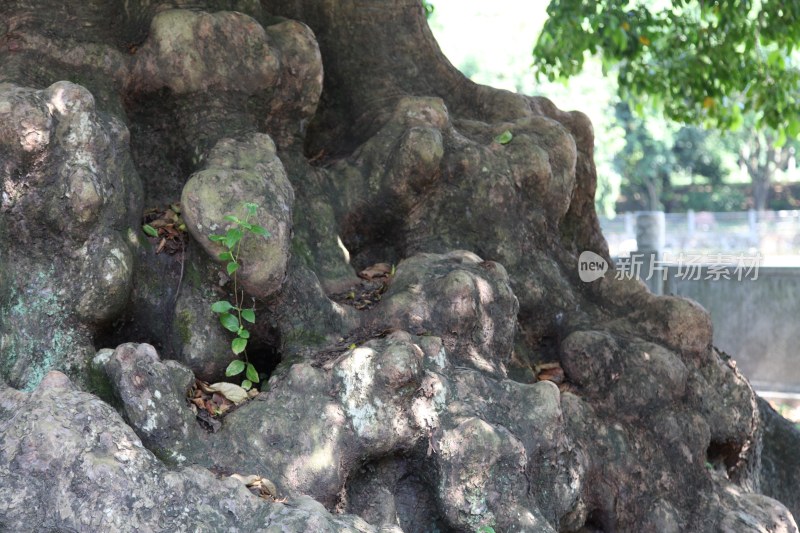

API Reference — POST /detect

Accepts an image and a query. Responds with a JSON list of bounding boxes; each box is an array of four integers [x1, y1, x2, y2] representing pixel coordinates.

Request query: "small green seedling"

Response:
[[209, 202, 271, 390]]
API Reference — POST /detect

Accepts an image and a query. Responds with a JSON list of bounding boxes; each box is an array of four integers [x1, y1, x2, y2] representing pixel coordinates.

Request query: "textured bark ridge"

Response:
[[1, 1, 799, 531]]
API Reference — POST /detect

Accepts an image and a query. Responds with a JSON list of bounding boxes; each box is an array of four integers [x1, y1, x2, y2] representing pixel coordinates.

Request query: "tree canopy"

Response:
[[533, 0, 800, 144]]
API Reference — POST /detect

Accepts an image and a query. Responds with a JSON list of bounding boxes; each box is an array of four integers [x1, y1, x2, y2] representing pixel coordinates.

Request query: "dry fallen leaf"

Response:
[[558, 382, 577, 394], [230, 473, 260, 485], [206, 382, 248, 404], [534, 362, 561, 373], [358, 263, 392, 280], [536, 366, 565, 385], [258, 478, 278, 498], [229, 474, 279, 499], [196, 380, 215, 394]]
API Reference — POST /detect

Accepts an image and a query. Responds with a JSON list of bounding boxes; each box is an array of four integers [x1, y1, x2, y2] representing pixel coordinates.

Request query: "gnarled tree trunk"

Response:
[[1, 1, 799, 531]]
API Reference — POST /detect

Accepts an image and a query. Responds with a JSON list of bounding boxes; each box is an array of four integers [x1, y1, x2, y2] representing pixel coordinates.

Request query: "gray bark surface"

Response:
[[1, 1, 798, 531]]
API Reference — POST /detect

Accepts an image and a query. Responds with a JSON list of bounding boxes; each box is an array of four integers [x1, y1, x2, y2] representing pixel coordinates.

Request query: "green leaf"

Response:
[[224, 228, 244, 249], [238, 328, 250, 339], [245, 202, 258, 216], [775, 128, 788, 148], [250, 225, 271, 238], [142, 224, 159, 238], [610, 28, 626, 51], [218, 251, 234, 261], [238, 221, 254, 231], [241, 309, 256, 323], [219, 312, 240, 333], [227, 262, 239, 275], [225, 359, 245, 377], [246, 363, 260, 383], [211, 301, 234, 313], [767, 49, 784, 68], [787, 118, 800, 139], [209, 234, 226, 242], [729, 107, 744, 131], [494, 130, 513, 144], [232, 337, 247, 354], [224, 215, 241, 224], [241, 379, 253, 390]]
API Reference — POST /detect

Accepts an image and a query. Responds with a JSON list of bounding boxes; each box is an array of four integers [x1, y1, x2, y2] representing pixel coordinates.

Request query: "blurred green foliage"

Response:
[[533, 0, 800, 143]]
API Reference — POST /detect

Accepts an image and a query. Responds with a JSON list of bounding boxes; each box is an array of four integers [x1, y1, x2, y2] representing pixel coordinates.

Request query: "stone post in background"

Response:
[[636, 211, 666, 294], [748, 208, 760, 248]]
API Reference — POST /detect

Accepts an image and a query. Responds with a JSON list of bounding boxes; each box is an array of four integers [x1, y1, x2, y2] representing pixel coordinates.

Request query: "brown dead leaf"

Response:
[[558, 382, 577, 394], [537, 366, 565, 384], [259, 478, 278, 498], [230, 473, 260, 485], [142, 203, 188, 256], [196, 380, 216, 394], [196, 409, 221, 433], [358, 263, 392, 280], [308, 149, 328, 165], [426, 430, 439, 456], [156, 238, 166, 254], [229, 474, 279, 500], [534, 362, 561, 373], [211, 392, 226, 406]]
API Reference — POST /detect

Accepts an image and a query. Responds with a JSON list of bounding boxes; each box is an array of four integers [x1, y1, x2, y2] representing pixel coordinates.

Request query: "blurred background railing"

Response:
[[601, 209, 800, 265]]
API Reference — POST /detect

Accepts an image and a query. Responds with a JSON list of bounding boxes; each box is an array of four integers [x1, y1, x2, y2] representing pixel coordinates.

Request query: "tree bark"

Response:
[[739, 131, 792, 212], [1, 1, 799, 531]]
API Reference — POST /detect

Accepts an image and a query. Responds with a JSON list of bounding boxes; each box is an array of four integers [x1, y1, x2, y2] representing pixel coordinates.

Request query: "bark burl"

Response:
[[1, 1, 799, 531]]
